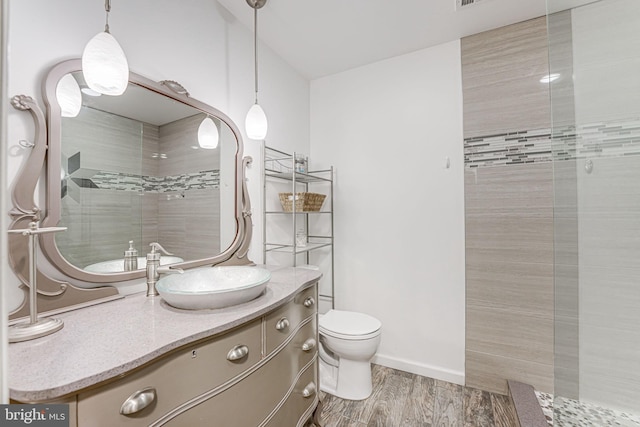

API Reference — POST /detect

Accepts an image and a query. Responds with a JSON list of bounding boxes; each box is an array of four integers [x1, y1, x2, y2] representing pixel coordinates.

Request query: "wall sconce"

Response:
[[82, 0, 129, 96], [244, 0, 268, 140]]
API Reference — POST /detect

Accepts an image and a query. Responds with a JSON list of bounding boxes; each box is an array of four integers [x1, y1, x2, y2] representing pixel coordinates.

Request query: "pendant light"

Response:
[[245, 0, 268, 140], [82, 0, 129, 96], [198, 116, 220, 149], [56, 74, 82, 118]]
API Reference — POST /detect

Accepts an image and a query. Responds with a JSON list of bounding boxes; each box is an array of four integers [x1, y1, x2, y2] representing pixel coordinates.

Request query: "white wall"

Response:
[[1, 0, 9, 404], [310, 40, 466, 384], [5, 0, 309, 310]]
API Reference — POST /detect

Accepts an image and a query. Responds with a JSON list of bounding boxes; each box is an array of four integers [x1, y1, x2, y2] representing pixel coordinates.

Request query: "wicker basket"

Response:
[[279, 192, 326, 212]]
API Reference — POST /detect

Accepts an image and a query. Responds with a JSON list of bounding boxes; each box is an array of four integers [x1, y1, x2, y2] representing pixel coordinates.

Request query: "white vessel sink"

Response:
[[84, 256, 184, 273], [156, 266, 271, 310]]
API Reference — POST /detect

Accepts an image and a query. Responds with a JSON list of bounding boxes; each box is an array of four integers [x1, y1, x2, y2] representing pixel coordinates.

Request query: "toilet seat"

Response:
[[319, 310, 382, 340]]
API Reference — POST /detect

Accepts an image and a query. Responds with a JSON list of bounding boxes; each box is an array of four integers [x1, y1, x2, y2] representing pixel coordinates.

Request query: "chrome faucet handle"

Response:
[[157, 266, 184, 275], [148, 242, 173, 256]]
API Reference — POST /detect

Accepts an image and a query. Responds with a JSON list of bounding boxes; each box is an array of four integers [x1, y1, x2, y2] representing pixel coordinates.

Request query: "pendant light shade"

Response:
[[82, 0, 129, 96], [56, 74, 82, 118], [198, 117, 220, 149], [245, 0, 268, 140], [82, 31, 129, 96], [245, 103, 268, 140]]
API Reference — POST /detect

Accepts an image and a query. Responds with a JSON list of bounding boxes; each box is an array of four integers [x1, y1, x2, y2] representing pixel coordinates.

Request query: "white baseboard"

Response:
[[372, 353, 465, 386]]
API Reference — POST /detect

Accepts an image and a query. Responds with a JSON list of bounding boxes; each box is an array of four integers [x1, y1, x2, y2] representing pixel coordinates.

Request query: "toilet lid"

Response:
[[319, 310, 382, 338]]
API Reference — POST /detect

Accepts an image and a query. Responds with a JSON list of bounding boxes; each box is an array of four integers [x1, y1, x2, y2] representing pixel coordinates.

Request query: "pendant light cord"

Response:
[[253, 6, 259, 104], [104, 0, 111, 33]]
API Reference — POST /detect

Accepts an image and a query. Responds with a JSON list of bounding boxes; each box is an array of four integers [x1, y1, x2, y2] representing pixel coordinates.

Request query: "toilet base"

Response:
[[319, 357, 373, 401]]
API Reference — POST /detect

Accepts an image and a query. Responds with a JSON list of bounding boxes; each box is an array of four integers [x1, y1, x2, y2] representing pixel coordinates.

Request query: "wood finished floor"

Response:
[[317, 365, 519, 427]]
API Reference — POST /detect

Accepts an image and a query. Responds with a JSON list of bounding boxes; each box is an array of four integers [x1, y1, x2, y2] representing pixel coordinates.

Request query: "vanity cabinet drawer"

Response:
[[164, 318, 318, 426], [263, 362, 317, 427], [77, 319, 261, 426], [282, 318, 317, 376], [265, 285, 317, 354]]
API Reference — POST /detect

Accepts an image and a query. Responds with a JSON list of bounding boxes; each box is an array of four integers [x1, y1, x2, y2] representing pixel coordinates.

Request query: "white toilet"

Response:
[[318, 309, 382, 400]]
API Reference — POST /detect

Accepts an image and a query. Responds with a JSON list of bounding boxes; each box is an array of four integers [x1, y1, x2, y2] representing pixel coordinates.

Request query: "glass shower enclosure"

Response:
[[548, 0, 640, 424]]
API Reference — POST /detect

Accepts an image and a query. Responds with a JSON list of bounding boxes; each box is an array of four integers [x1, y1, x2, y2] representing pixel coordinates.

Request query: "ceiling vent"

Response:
[[456, 0, 487, 10]]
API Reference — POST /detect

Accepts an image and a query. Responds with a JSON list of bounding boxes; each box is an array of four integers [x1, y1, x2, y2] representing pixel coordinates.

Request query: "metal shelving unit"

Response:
[[263, 145, 334, 308]]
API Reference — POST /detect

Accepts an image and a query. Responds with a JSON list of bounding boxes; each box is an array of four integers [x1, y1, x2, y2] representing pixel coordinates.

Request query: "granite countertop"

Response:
[[8, 265, 321, 402]]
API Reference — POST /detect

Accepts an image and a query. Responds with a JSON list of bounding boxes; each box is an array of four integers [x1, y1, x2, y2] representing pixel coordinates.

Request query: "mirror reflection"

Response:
[[54, 72, 237, 273]]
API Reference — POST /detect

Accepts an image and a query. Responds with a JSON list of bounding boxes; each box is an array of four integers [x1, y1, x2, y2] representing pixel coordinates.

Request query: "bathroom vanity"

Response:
[[9, 266, 321, 426], [6, 58, 324, 425]]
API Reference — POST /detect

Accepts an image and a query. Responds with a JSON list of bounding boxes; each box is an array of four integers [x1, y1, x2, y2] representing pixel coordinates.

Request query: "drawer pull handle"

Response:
[[302, 382, 317, 398], [302, 338, 316, 352], [303, 297, 315, 308], [227, 345, 250, 361], [120, 387, 157, 415], [275, 317, 290, 331]]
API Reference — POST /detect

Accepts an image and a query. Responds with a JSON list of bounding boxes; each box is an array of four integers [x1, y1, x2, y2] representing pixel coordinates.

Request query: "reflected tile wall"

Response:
[[58, 107, 146, 267], [156, 115, 221, 260], [57, 188, 143, 268], [58, 110, 222, 268]]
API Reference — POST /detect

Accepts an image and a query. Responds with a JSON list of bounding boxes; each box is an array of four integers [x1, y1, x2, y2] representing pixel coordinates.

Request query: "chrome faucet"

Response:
[[146, 242, 183, 297]]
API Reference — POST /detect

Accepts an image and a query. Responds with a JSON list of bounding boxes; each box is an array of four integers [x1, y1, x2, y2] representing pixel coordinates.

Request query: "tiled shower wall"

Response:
[[559, 0, 640, 413], [462, 16, 554, 395]]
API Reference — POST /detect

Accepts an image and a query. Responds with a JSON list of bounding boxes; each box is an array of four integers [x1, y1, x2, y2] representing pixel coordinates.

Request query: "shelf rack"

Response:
[[263, 145, 334, 308]]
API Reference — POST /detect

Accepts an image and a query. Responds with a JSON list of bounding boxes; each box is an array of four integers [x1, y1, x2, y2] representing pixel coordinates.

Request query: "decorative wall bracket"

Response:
[[8, 95, 121, 322], [219, 156, 254, 265]]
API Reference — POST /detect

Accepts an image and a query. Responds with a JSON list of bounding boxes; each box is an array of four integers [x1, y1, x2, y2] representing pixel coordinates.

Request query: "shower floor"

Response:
[[535, 391, 640, 427]]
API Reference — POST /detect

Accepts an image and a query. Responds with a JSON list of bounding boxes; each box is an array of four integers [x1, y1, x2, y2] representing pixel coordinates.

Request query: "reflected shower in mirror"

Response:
[[54, 71, 237, 273]]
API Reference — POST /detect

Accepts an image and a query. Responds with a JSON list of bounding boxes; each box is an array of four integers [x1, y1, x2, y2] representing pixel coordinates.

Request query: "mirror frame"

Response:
[[8, 59, 253, 319]]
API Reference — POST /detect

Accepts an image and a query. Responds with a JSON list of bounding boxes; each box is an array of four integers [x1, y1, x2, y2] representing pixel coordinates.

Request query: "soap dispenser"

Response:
[[123, 240, 138, 271]]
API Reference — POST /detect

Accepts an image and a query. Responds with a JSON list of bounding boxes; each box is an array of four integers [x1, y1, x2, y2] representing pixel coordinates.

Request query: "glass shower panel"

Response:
[[57, 106, 144, 271], [548, 0, 640, 424]]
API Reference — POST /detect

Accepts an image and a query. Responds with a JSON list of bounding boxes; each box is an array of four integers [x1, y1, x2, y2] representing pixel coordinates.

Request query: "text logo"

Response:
[[0, 405, 68, 427]]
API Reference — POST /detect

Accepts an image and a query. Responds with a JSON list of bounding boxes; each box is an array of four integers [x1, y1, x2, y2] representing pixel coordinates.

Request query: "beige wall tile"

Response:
[[465, 213, 553, 265], [463, 17, 554, 395], [466, 305, 553, 364], [464, 163, 553, 214], [466, 350, 553, 395], [466, 260, 553, 315], [462, 17, 550, 139]]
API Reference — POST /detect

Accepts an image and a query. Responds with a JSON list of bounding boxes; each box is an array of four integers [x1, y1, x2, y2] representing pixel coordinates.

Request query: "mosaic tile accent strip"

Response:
[[464, 128, 552, 168], [553, 118, 640, 161], [535, 391, 640, 427], [90, 170, 220, 193], [465, 119, 640, 168], [89, 171, 144, 191]]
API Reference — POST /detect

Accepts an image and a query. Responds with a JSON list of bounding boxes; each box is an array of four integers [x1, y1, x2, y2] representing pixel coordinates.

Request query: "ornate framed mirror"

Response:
[[9, 59, 253, 319]]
